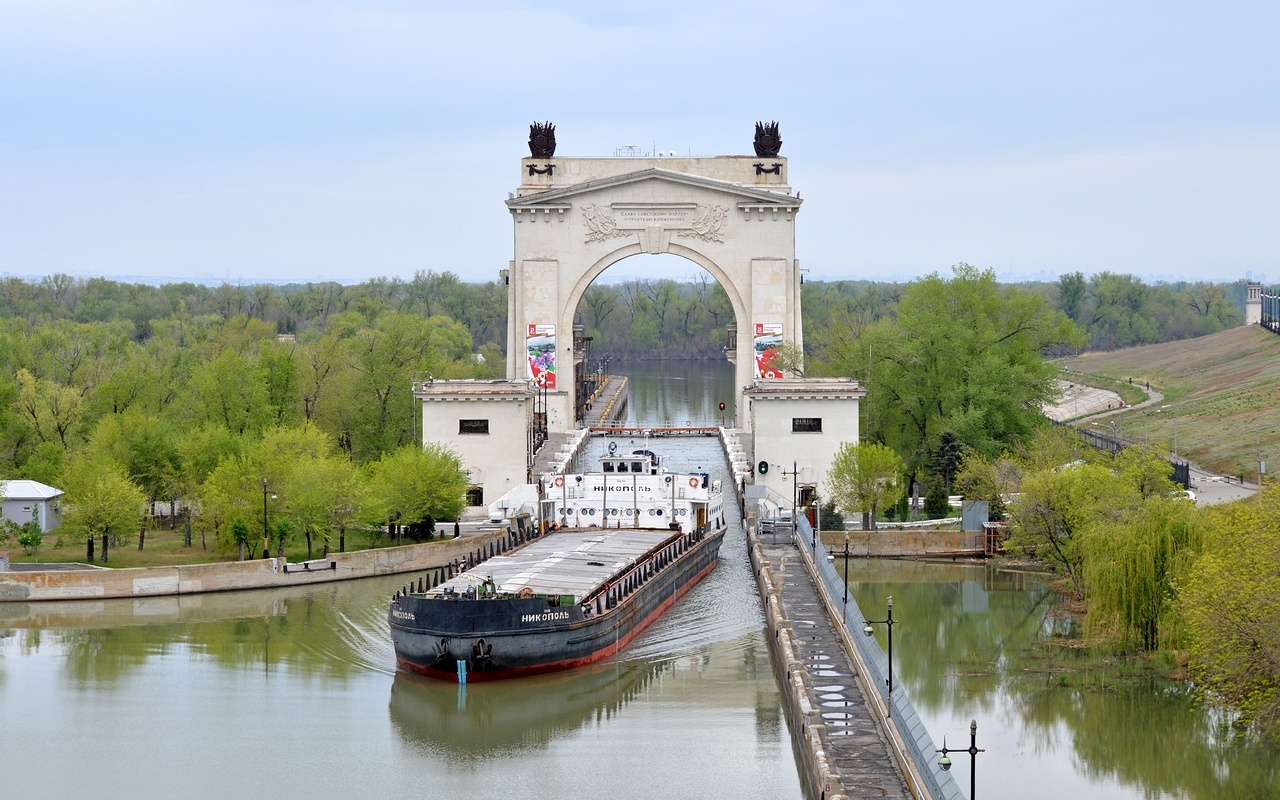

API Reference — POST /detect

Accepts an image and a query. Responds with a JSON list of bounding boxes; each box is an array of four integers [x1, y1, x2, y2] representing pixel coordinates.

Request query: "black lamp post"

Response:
[[937, 719, 984, 799], [262, 479, 270, 557], [263, 479, 279, 558], [842, 536, 850, 605], [863, 595, 896, 714]]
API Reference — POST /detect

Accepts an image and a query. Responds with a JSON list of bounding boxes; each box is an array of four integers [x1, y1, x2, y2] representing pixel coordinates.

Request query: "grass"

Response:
[[1060, 369, 1150, 408], [2, 525, 418, 569], [1059, 325, 1280, 477]]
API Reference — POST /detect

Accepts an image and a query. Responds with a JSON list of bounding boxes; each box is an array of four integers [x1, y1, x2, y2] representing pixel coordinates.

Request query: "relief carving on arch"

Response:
[[582, 203, 729, 244], [581, 204, 630, 243], [676, 205, 729, 243]]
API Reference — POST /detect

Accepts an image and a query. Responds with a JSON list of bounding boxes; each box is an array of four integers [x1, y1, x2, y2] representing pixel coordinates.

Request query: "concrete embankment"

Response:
[[749, 528, 918, 800], [0, 529, 512, 603], [819, 529, 985, 558]]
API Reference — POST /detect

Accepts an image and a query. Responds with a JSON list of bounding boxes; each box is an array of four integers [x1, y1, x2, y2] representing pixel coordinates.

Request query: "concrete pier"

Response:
[[579, 374, 628, 426], [751, 528, 918, 800]]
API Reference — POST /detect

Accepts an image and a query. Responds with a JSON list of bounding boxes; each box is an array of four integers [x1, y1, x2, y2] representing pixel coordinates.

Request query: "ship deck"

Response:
[[430, 528, 680, 603]]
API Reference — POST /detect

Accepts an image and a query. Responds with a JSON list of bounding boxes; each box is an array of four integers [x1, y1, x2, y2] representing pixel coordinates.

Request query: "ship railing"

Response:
[[587, 528, 707, 612]]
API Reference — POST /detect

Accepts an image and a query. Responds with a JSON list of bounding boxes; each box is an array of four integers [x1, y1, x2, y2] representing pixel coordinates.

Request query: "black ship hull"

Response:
[[389, 526, 724, 682]]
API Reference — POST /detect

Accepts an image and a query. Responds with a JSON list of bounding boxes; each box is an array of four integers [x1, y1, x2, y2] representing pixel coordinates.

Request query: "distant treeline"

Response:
[[1, 270, 1250, 365]]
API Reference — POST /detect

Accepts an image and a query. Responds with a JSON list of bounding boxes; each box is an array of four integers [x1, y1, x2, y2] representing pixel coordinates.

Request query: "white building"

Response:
[[743, 378, 865, 512], [1246, 281, 1262, 325], [2, 480, 64, 533], [414, 379, 535, 510]]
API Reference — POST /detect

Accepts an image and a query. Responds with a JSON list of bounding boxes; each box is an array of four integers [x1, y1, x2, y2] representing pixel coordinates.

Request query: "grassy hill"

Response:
[[1062, 325, 1280, 478]]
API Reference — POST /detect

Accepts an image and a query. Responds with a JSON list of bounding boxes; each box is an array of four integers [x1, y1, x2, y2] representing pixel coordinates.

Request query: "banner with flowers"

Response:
[[526, 324, 557, 388]]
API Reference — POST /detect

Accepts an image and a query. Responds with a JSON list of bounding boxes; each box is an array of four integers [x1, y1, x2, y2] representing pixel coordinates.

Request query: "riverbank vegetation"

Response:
[[954, 427, 1280, 742]]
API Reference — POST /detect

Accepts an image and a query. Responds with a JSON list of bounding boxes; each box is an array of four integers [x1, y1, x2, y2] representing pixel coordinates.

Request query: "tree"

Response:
[[1179, 486, 1280, 740], [1007, 461, 1123, 596], [1083, 496, 1199, 650], [839, 265, 1082, 470], [60, 455, 147, 564], [931, 430, 964, 492], [824, 441, 905, 531], [366, 443, 469, 539], [1058, 271, 1087, 322]]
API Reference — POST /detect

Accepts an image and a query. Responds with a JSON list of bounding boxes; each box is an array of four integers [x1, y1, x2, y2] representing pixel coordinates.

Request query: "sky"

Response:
[[2, 0, 1278, 287]]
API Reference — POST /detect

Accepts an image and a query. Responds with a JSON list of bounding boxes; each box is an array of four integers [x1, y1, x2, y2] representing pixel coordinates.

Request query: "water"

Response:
[[844, 559, 1280, 800], [0, 430, 802, 800], [610, 358, 739, 428]]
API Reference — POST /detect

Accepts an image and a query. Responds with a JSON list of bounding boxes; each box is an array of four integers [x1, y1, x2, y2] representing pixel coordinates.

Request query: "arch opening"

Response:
[[568, 253, 740, 427]]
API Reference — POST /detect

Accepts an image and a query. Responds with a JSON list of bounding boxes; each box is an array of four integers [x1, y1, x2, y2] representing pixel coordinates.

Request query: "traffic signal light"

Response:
[[758, 461, 769, 474]]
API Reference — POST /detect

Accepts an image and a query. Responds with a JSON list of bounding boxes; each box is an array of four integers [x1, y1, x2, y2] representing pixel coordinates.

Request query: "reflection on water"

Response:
[[1, 435, 803, 800], [846, 559, 1280, 800], [611, 358, 737, 428]]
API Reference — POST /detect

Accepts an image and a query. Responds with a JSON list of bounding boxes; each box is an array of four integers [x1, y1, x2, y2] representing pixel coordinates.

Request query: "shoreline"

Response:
[[0, 529, 510, 604]]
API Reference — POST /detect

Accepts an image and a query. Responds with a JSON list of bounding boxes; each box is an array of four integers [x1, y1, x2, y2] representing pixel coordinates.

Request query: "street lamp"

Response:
[[937, 719, 985, 799], [262, 479, 269, 558], [263, 479, 279, 558], [863, 595, 896, 714], [842, 536, 850, 606]]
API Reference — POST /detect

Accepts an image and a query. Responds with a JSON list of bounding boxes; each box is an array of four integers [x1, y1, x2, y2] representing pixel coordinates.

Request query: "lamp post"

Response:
[[937, 719, 985, 799], [779, 462, 803, 548], [863, 595, 896, 715], [842, 536, 850, 606], [263, 479, 279, 558], [262, 479, 270, 559]]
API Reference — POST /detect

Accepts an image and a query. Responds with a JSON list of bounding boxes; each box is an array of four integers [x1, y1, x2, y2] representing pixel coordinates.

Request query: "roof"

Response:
[[2, 480, 64, 500], [744, 378, 866, 399]]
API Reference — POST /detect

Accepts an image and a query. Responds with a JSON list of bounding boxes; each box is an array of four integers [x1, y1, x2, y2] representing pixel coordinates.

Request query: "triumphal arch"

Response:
[[418, 124, 864, 510], [505, 122, 804, 433]]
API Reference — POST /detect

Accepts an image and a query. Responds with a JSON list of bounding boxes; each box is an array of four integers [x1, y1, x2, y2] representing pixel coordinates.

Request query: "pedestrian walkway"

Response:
[[756, 531, 912, 799], [580, 375, 628, 426]]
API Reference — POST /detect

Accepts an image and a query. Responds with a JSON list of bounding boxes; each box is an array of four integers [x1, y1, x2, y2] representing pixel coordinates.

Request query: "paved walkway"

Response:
[[580, 375, 628, 426], [758, 532, 911, 799]]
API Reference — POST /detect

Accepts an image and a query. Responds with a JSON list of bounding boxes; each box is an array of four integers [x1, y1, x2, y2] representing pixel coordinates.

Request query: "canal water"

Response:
[[0, 425, 802, 799], [846, 559, 1280, 800]]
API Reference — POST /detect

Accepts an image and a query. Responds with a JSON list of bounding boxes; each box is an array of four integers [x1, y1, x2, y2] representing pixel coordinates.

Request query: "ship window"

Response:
[[459, 419, 489, 435], [630, 461, 643, 473], [603, 461, 616, 473], [792, 417, 822, 433]]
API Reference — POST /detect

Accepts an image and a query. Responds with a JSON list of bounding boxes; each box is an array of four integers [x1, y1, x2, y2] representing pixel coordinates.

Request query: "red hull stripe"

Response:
[[398, 557, 720, 683]]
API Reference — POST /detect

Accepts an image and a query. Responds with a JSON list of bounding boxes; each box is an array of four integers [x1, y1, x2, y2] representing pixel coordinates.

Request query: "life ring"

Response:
[[688, 476, 699, 488], [554, 476, 565, 487]]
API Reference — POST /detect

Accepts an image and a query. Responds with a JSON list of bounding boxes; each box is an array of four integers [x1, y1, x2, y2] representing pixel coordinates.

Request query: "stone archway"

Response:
[[505, 150, 803, 433]]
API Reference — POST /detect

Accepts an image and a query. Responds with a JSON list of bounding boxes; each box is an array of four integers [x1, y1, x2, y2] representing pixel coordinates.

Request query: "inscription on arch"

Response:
[[580, 203, 729, 244]]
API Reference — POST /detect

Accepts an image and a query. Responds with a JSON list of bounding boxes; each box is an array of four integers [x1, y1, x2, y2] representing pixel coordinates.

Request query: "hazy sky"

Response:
[[3, 1, 1277, 286]]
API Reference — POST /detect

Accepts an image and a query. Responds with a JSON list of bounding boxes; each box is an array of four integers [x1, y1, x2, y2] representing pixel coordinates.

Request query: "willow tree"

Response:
[[1083, 496, 1200, 650], [825, 441, 904, 531]]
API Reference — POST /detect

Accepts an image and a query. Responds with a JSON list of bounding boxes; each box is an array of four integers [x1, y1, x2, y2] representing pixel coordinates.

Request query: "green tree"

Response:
[[1057, 271, 1087, 322], [828, 265, 1082, 469], [366, 443, 468, 540], [60, 455, 147, 564], [1007, 461, 1123, 595], [1179, 487, 1280, 741], [824, 441, 905, 531], [1083, 496, 1200, 650]]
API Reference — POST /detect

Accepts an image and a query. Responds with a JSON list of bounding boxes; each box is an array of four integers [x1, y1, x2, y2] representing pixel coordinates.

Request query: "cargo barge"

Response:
[[389, 449, 727, 682]]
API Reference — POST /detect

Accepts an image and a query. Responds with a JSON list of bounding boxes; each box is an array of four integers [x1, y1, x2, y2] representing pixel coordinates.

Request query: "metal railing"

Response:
[[797, 516, 965, 800]]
